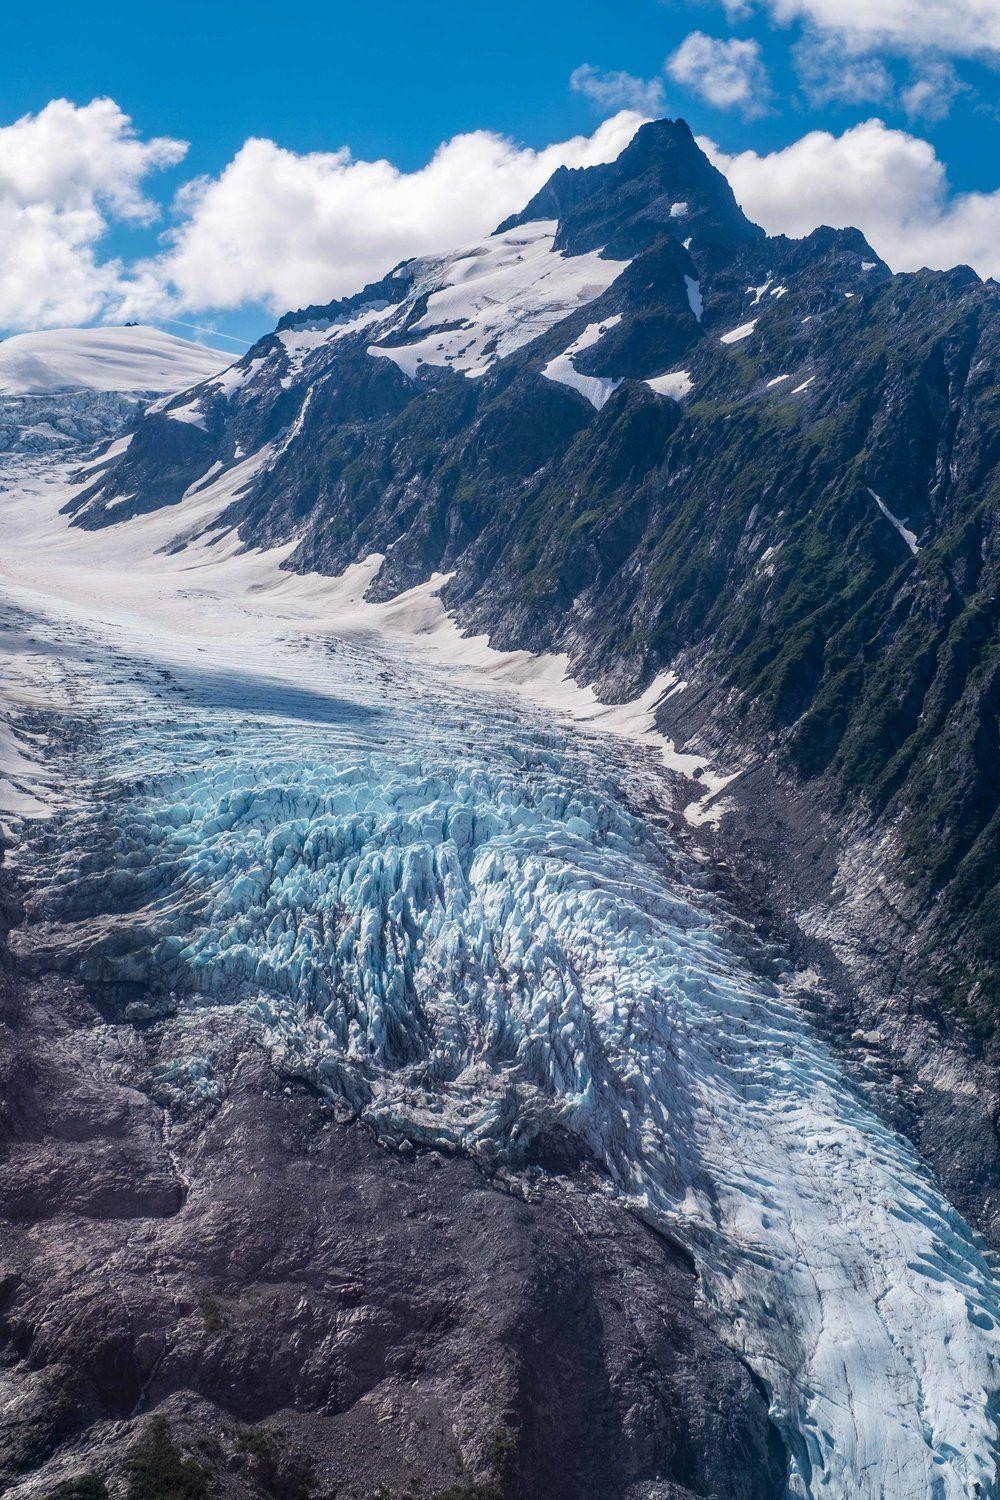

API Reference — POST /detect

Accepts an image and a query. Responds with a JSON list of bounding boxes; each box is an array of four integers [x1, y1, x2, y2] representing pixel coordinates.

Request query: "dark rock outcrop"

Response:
[[0, 958, 786, 1500]]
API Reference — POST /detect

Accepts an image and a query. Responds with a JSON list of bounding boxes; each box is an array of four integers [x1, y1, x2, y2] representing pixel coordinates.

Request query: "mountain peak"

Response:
[[617, 115, 698, 164], [498, 116, 761, 260]]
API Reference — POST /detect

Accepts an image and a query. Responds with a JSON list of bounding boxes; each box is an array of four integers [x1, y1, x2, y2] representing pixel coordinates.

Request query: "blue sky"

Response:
[[1, 0, 997, 348]]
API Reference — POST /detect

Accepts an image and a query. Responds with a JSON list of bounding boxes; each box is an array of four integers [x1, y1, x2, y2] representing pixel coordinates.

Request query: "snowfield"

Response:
[[0, 325, 230, 396], [365, 222, 630, 380], [541, 315, 623, 409]]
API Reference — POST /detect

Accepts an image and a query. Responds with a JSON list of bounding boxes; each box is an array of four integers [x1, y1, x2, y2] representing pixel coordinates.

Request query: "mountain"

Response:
[[78, 120, 999, 1077], [0, 325, 228, 454], [3, 117, 1000, 1500], [0, 325, 228, 396]]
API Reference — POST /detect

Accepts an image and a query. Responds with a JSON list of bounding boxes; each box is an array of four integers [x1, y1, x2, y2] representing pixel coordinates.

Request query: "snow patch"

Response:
[[540, 315, 623, 410], [368, 222, 630, 381], [646, 370, 693, 401], [277, 303, 389, 386], [720, 320, 757, 345], [209, 355, 269, 400], [162, 397, 208, 431], [868, 488, 919, 555]]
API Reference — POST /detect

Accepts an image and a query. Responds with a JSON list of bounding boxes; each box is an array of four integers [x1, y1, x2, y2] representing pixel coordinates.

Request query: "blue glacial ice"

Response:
[[10, 609, 1000, 1500]]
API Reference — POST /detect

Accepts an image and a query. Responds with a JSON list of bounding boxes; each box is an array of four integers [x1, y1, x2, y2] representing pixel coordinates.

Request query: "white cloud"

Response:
[[0, 96, 184, 224], [901, 60, 964, 121], [124, 112, 646, 318], [702, 118, 1000, 278], [1, 96, 997, 338], [667, 32, 772, 116], [792, 34, 964, 120], [571, 64, 667, 115], [0, 98, 185, 329], [793, 36, 894, 106], [735, 0, 1000, 61], [0, 205, 120, 332]]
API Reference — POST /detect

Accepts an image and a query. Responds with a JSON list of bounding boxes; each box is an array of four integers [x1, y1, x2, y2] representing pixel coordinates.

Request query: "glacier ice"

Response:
[[9, 605, 1000, 1500]]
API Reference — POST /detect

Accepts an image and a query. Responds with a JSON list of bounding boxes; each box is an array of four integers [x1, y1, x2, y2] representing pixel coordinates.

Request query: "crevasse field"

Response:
[[4, 449, 1000, 1499]]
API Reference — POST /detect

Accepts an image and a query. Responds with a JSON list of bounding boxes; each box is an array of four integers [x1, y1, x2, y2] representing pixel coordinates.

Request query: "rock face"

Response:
[[0, 961, 785, 1500], [75, 119, 1000, 1034]]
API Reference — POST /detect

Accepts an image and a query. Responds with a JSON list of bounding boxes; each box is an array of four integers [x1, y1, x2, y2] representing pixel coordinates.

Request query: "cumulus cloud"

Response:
[[571, 64, 667, 115], [732, 0, 1000, 61], [792, 34, 965, 120], [124, 112, 645, 318], [703, 117, 1000, 278], [0, 97, 185, 329], [667, 32, 772, 116]]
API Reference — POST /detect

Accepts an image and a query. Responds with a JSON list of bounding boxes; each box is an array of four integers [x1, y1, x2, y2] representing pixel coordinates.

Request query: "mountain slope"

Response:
[[75, 118, 1000, 1073]]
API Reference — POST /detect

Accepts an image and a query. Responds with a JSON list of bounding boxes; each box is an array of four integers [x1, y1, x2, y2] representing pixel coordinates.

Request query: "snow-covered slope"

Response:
[[0, 326, 232, 457], [116, 223, 633, 458], [366, 221, 629, 380], [0, 325, 229, 396]]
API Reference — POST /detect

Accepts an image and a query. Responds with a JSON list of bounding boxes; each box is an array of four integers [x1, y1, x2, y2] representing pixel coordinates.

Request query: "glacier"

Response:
[[365, 220, 630, 380], [5, 564, 1000, 1500], [0, 325, 227, 397]]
